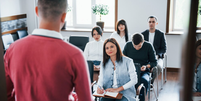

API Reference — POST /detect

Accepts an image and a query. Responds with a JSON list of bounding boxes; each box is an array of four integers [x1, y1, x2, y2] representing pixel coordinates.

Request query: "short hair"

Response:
[[38, 0, 67, 20], [148, 16, 157, 22], [91, 26, 102, 37], [103, 38, 122, 67], [116, 19, 129, 42], [132, 33, 144, 45]]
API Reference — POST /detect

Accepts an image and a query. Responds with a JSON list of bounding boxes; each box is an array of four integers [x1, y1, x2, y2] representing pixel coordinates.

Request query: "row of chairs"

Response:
[[1, 30, 28, 53]]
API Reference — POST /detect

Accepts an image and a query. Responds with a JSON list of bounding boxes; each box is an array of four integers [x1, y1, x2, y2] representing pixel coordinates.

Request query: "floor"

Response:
[[148, 72, 179, 101], [93, 71, 180, 101]]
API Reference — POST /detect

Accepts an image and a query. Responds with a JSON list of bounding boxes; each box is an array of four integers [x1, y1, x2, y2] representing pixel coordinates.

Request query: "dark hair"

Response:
[[91, 26, 103, 37], [196, 39, 201, 49], [116, 19, 129, 42], [38, 0, 67, 20], [103, 38, 123, 67], [148, 16, 157, 22], [132, 33, 144, 45]]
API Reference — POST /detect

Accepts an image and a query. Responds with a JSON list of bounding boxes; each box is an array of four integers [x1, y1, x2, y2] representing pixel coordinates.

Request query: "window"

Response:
[[66, 0, 116, 30], [167, 0, 201, 32]]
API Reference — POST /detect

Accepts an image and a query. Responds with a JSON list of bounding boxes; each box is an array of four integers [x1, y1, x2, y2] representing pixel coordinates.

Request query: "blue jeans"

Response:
[[93, 61, 101, 66], [134, 63, 150, 101]]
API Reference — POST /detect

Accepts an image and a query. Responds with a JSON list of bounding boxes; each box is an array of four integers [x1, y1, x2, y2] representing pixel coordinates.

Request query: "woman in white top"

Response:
[[110, 19, 130, 51], [84, 26, 104, 68]]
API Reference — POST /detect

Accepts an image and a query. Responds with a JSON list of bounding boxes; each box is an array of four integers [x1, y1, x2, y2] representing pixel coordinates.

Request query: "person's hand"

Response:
[[97, 87, 104, 94], [105, 88, 119, 92], [94, 65, 100, 69], [141, 65, 146, 71], [194, 92, 201, 96]]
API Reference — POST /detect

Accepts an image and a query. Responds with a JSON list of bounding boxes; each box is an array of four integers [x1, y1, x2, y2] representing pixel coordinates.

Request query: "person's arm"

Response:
[[148, 44, 157, 68], [122, 59, 138, 90], [123, 43, 128, 56], [4, 51, 15, 101], [97, 63, 104, 94], [158, 31, 167, 56], [72, 52, 93, 101], [83, 43, 89, 60]]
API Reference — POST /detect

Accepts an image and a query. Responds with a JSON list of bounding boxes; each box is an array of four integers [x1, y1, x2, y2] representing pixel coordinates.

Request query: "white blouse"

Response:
[[110, 31, 131, 51], [84, 39, 104, 61]]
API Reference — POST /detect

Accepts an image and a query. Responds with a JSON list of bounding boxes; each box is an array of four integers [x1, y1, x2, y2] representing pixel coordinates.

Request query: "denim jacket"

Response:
[[194, 63, 201, 92], [98, 56, 137, 101]]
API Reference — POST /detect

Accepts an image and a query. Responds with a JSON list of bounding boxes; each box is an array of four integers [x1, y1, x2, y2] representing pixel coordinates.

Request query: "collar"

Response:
[[31, 29, 63, 39]]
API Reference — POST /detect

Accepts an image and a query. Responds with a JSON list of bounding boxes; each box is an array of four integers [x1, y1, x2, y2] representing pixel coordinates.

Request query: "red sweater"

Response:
[[4, 35, 93, 101]]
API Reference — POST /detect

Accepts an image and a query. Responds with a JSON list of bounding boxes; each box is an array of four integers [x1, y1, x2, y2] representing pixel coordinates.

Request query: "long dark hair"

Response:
[[116, 19, 128, 42], [103, 38, 123, 67]]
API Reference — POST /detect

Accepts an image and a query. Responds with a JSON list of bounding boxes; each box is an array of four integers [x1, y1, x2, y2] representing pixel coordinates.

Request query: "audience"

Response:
[[193, 39, 201, 96], [110, 19, 131, 51], [84, 26, 104, 69], [4, 0, 93, 101], [142, 16, 167, 86], [123, 33, 157, 101], [97, 38, 138, 101]]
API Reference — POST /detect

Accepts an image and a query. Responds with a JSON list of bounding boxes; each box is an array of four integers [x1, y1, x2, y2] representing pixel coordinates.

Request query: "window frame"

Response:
[[166, 0, 201, 34], [65, 0, 118, 31]]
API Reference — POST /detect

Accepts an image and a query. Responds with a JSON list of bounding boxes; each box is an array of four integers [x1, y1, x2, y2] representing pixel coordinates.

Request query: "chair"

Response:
[[2, 34, 14, 53], [148, 67, 158, 101], [11, 33, 19, 41], [161, 54, 167, 89], [134, 63, 158, 101], [69, 35, 89, 51], [87, 61, 94, 84], [17, 29, 28, 39]]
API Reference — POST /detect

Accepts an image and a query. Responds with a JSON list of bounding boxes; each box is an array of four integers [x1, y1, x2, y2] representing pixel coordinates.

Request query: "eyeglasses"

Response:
[[149, 21, 155, 23]]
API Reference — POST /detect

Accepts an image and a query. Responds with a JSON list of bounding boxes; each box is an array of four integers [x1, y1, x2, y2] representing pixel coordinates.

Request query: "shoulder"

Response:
[[155, 29, 164, 34], [143, 41, 152, 47], [110, 31, 118, 37], [142, 30, 149, 34], [122, 56, 133, 63]]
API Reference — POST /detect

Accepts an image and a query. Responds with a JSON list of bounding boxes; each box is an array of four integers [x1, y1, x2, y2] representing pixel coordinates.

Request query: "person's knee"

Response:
[[141, 77, 149, 87]]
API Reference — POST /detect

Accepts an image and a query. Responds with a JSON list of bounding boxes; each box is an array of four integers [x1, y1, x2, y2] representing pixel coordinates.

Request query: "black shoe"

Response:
[[150, 85, 154, 91]]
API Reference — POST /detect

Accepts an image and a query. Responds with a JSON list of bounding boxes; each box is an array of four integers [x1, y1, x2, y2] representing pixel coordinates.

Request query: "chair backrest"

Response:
[[69, 35, 89, 51], [2, 34, 14, 50], [17, 29, 28, 39], [11, 33, 19, 41], [87, 61, 94, 83]]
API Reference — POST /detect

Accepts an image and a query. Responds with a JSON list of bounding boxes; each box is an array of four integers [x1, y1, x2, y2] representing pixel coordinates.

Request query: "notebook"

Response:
[[93, 91, 119, 98]]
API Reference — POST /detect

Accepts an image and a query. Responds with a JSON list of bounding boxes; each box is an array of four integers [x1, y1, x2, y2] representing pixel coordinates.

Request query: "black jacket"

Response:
[[142, 29, 167, 58]]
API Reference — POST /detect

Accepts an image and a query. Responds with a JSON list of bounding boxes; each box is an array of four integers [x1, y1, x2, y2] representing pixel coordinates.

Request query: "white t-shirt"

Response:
[[149, 32, 155, 45], [84, 39, 104, 61], [110, 31, 131, 51]]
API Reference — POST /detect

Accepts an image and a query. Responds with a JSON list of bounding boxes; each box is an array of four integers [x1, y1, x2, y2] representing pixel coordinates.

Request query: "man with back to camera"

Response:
[[142, 16, 167, 88], [4, 0, 93, 101], [123, 33, 157, 101]]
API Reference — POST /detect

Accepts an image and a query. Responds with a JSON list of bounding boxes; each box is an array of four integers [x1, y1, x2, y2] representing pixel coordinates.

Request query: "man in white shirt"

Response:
[[142, 16, 167, 86]]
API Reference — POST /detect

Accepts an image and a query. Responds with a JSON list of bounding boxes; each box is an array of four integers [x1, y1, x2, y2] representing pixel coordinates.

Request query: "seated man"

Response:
[[142, 16, 167, 86], [123, 33, 157, 101]]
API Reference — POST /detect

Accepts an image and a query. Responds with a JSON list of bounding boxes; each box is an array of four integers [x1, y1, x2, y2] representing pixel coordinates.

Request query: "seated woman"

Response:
[[193, 39, 201, 96], [97, 38, 138, 101], [110, 19, 131, 51], [84, 26, 104, 68]]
